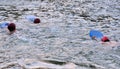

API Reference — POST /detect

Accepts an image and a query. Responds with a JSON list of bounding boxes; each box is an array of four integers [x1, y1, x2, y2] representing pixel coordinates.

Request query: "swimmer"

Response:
[[26, 15, 40, 24], [0, 22, 16, 34], [100, 36, 119, 47], [89, 30, 119, 47]]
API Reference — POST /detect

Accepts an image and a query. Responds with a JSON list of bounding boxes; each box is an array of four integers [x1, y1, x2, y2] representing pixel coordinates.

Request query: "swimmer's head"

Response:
[[34, 18, 40, 23], [7, 23, 16, 34], [101, 36, 110, 42]]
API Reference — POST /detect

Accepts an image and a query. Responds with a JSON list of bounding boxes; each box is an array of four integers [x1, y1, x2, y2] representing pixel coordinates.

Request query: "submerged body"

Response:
[[100, 41, 119, 47]]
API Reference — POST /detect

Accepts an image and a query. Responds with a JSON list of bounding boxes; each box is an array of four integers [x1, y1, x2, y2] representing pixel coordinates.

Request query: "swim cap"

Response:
[[101, 36, 110, 42], [34, 18, 40, 23], [7, 23, 16, 32]]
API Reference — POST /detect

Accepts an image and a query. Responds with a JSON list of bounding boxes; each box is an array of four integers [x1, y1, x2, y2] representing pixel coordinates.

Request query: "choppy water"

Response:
[[0, 0, 120, 69]]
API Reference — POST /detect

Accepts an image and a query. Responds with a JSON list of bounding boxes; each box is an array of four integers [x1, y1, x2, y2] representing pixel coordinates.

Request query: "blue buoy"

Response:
[[89, 30, 103, 40], [0, 22, 9, 28]]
